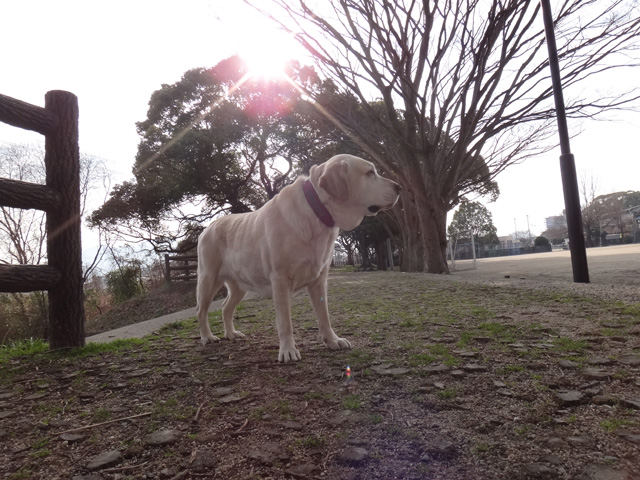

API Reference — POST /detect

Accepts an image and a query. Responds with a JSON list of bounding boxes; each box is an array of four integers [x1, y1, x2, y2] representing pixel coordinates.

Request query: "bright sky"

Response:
[[1, 0, 638, 257]]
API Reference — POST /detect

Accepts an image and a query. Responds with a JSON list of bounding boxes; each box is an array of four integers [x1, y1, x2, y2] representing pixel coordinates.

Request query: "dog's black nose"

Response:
[[394, 182, 402, 194]]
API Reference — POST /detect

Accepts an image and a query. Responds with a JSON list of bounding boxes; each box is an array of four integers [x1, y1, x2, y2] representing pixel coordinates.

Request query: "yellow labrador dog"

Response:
[[196, 154, 401, 362]]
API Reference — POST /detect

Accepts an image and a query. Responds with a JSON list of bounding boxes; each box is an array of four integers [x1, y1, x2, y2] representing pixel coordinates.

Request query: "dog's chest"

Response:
[[289, 234, 335, 289]]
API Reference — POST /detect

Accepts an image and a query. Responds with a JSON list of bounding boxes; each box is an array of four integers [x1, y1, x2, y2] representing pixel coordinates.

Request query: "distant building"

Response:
[[545, 214, 567, 230], [498, 235, 520, 249]]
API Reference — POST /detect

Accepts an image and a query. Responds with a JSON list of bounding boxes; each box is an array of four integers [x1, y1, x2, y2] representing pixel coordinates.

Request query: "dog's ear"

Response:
[[319, 160, 349, 202]]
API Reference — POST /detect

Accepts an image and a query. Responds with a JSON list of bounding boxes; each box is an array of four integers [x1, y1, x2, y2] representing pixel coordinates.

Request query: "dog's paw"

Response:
[[278, 344, 301, 363], [200, 334, 220, 346], [325, 336, 351, 350], [225, 330, 246, 341]]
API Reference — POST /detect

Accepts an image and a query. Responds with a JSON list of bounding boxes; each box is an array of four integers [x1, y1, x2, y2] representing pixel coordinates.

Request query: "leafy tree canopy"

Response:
[[90, 56, 340, 252], [448, 200, 499, 245]]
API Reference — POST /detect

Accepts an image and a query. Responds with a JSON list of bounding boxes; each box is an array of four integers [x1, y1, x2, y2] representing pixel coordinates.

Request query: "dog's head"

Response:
[[310, 154, 401, 231]]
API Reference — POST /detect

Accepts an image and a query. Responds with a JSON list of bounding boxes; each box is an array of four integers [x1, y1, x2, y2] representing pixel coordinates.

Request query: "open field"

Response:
[[452, 243, 640, 287], [2, 268, 640, 479]]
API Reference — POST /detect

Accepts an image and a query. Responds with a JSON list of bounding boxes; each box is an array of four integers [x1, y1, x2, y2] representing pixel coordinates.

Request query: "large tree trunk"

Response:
[[375, 238, 387, 271], [408, 177, 450, 274], [397, 188, 426, 272], [418, 202, 450, 274]]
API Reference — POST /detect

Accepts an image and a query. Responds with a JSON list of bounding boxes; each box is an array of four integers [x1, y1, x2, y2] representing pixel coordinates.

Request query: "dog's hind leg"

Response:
[[221, 280, 246, 340], [196, 272, 222, 345]]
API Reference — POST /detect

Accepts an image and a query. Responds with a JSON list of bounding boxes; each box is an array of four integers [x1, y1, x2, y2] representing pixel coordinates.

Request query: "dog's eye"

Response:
[[366, 170, 376, 177]]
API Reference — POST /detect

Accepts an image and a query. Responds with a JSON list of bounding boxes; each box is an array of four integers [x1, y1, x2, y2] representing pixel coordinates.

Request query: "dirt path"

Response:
[[2, 271, 640, 479]]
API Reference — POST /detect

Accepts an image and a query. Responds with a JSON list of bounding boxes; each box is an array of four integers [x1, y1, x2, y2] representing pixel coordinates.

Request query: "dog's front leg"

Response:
[[307, 276, 351, 351], [271, 276, 301, 362]]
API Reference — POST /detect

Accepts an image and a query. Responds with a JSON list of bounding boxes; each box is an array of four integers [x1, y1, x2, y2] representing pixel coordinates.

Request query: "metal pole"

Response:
[[471, 233, 477, 270], [539, 0, 590, 283]]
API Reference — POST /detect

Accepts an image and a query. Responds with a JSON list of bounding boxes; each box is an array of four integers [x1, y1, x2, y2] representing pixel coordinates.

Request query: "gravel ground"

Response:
[[2, 266, 640, 480]]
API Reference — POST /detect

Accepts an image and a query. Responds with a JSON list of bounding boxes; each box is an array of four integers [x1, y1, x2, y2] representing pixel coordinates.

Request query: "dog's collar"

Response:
[[303, 179, 335, 228]]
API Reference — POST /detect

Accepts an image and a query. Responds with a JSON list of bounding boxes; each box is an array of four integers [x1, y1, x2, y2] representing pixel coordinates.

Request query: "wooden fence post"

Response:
[[45, 91, 85, 348], [165, 254, 171, 282]]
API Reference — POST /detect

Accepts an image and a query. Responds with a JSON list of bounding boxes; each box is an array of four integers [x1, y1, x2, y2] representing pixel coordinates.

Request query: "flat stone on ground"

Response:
[[144, 429, 181, 446], [86, 450, 123, 471], [575, 464, 629, 480], [524, 463, 558, 477], [619, 398, 640, 410], [60, 433, 87, 443], [188, 450, 217, 471], [587, 357, 611, 365], [372, 365, 410, 376], [338, 446, 368, 465], [558, 359, 580, 368], [554, 390, 585, 406], [566, 434, 593, 446], [581, 368, 612, 380], [462, 363, 487, 372], [618, 355, 640, 366]]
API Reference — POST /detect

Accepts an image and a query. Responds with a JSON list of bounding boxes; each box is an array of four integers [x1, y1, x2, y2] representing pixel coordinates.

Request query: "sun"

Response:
[[237, 23, 299, 80], [242, 47, 289, 79]]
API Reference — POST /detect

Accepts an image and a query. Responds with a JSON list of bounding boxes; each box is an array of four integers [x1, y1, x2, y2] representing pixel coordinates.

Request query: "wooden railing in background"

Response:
[[0, 90, 85, 348], [164, 254, 198, 282]]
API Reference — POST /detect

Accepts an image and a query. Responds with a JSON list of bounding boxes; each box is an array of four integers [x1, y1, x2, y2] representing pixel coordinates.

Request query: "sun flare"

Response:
[[242, 47, 289, 79], [237, 23, 299, 80]]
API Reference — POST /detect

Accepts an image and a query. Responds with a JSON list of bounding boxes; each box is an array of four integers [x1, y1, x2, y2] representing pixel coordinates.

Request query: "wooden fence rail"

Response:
[[0, 91, 85, 349], [164, 254, 198, 282]]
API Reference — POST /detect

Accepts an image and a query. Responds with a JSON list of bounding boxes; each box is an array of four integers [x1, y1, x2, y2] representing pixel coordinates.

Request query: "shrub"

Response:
[[534, 236, 550, 247], [106, 266, 143, 304]]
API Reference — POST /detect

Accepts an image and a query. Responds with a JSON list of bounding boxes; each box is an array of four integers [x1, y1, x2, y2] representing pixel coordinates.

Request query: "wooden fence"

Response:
[[164, 254, 198, 282], [0, 91, 85, 349]]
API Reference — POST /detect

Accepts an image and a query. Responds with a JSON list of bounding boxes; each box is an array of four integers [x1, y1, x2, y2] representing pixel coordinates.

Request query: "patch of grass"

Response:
[[469, 305, 495, 320], [272, 400, 292, 417], [473, 442, 491, 454], [304, 391, 332, 402], [384, 424, 403, 436], [35, 403, 64, 417], [612, 302, 640, 318], [370, 413, 383, 424], [159, 320, 191, 334], [498, 365, 525, 374], [0, 337, 49, 362], [30, 448, 51, 459], [9, 467, 32, 479], [553, 337, 588, 353], [343, 394, 362, 411], [600, 328, 624, 337], [478, 322, 515, 341], [457, 331, 474, 348], [348, 348, 375, 365], [614, 369, 631, 380], [62, 338, 149, 360], [601, 418, 636, 433], [428, 344, 450, 356], [408, 353, 436, 367], [92, 408, 111, 423], [32, 437, 49, 450], [297, 435, 326, 448], [436, 388, 457, 399], [154, 397, 181, 419]]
